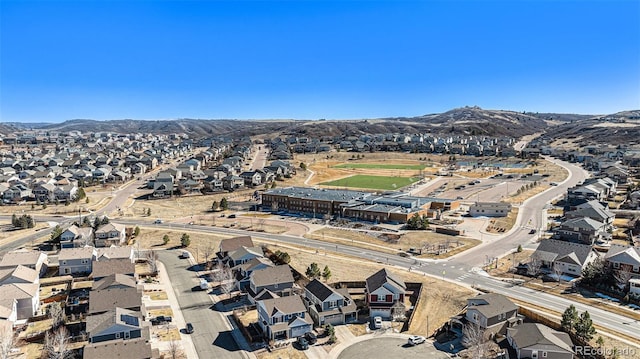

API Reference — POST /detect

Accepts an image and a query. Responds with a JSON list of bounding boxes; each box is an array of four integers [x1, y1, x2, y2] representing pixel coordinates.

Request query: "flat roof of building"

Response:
[[264, 187, 372, 202]]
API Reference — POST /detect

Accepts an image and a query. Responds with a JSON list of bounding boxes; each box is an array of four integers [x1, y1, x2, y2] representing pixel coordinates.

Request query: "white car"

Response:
[[373, 316, 382, 329], [408, 335, 426, 345]]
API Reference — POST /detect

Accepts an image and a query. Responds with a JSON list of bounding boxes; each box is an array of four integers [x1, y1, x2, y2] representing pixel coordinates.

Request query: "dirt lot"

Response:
[[277, 243, 474, 336], [485, 208, 519, 234]]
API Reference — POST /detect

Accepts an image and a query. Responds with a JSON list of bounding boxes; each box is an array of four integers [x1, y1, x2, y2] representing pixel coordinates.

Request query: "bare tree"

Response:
[[167, 340, 185, 359], [614, 265, 634, 291], [211, 262, 235, 298], [44, 326, 72, 359], [146, 250, 158, 275], [0, 323, 16, 359], [48, 302, 65, 330], [552, 262, 564, 283], [527, 255, 542, 277], [461, 322, 487, 359], [202, 244, 215, 270]]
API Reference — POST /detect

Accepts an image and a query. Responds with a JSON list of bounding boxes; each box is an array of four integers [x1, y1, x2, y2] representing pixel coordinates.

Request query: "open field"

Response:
[[320, 174, 419, 190], [277, 243, 474, 336], [133, 227, 231, 261], [305, 228, 479, 259], [486, 208, 519, 233], [0, 221, 51, 248], [333, 163, 428, 170]]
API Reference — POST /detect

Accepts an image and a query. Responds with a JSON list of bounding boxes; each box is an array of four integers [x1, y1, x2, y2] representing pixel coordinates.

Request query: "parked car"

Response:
[[228, 214, 237, 219], [154, 219, 163, 224], [372, 316, 382, 329], [305, 332, 317, 345], [296, 336, 309, 350], [529, 229, 537, 234], [185, 323, 194, 334], [151, 316, 172, 325], [408, 335, 426, 345], [180, 251, 190, 259]]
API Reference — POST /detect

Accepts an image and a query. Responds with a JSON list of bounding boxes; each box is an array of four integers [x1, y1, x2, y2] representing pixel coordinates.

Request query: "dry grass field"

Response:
[[133, 227, 231, 261], [305, 228, 479, 259], [0, 221, 51, 248], [485, 208, 519, 233]]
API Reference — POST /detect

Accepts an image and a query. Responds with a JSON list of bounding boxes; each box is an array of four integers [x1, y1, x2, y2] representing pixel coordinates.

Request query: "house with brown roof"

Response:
[[248, 265, 295, 302], [0, 250, 48, 277], [93, 274, 137, 291], [217, 236, 254, 260], [365, 268, 406, 320], [234, 257, 274, 291], [256, 295, 313, 340]]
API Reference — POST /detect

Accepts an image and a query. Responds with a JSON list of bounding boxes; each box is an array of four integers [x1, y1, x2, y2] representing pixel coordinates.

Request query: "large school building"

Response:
[[261, 187, 460, 224]]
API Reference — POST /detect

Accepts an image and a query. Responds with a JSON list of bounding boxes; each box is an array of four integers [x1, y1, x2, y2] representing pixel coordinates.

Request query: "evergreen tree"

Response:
[[211, 201, 219, 211], [322, 265, 332, 282], [11, 214, 17, 227], [575, 311, 596, 343], [50, 225, 63, 242], [220, 197, 229, 210], [162, 234, 170, 245], [181, 233, 191, 247], [305, 262, 321, 279], [561, 305, 578, 333], [134, 226, 140, 237]]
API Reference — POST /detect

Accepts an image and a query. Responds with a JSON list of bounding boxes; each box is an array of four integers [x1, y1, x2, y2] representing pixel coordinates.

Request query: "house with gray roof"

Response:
[[248, 265, 295, 301], [507, 323, 574, 359], [365, 268, 406, 320], [303, 279, 357, 326], [60, 225, 94, 248], [553, 217, 608, 245], [234, 257, 274, 291], [256, 294, 313, 340], [84, 308, 154, 359], [605, 244, 640, 290], [532, 239, 599, 277], [94, 222, 126, 247], [459, 293, 520, 337], [59, 247, 97, 275], [565, 200, 614, 227]]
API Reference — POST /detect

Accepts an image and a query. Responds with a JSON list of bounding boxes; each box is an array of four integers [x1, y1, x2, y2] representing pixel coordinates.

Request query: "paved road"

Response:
[[337, 337, 448, 359], [158, 250, 245, 359], [453, 156, 590, 267]]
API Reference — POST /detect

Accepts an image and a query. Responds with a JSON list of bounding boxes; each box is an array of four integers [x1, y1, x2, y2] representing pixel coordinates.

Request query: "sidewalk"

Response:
[[145, 261, 199, 359]]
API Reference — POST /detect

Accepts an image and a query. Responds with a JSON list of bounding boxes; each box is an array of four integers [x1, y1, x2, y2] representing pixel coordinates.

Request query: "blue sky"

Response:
[[1, 0, 639, 123]]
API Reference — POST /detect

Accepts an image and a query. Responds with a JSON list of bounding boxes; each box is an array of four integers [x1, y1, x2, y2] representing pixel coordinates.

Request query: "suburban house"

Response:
[[564, 200, 614, 227], [59, 247, 98, 275], [604, 244, 640, 285], [469, 202, 512, 217], [234, 257, 274, 291], [89, 287, 142, 315], [91, 259, 136, 281], [0, 250, 48, 277], [256, 295, 313, 341], [303, 279, 357, 326], [86, 307, 149, 343], [227, 246, 264, 268], [365, 268, 406, 320], [60, 225, 94, 248], [533, 239, 600, 278], [217, 236, 256, 262], [507, 323, 574, 359], [0, 265, 40, 320], [248, 265, 295, 301], [94, 222, 127, 247], [96, 246, 136, 262], [460, 293, 520, 337], [93, 274, 137, 291], [553, 217, 608, 245]]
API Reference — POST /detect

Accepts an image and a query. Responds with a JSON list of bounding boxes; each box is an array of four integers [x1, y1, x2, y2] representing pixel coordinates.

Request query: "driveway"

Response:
[[336, 336, 449, 359]]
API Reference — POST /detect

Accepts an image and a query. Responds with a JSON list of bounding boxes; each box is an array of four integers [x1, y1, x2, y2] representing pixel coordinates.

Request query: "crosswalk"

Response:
[[456, 273, 473, 282]]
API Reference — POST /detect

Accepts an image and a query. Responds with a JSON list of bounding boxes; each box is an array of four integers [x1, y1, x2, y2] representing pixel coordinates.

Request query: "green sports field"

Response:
[[320, 175, 420, 190], [333, 163, 427, 170]]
